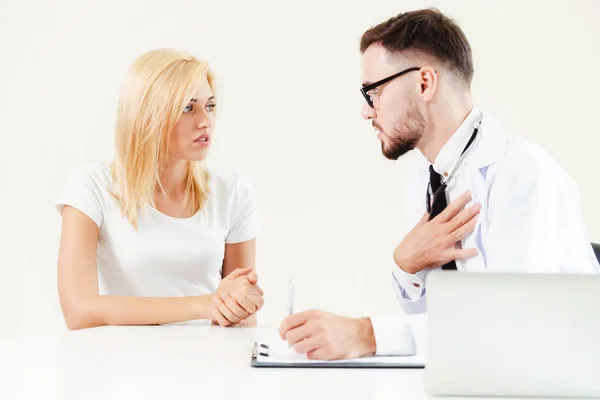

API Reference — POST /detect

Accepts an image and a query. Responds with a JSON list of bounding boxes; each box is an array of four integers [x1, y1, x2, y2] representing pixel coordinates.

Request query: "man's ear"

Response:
[[419, 67, 438, 102]]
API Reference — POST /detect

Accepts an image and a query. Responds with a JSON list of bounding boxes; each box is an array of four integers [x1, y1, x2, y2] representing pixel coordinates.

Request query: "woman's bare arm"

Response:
[[58, 206, 214, 330]]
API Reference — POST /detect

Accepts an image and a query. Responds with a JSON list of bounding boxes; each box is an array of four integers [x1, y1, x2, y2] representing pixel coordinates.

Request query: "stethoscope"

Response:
[[426, 119, 483, 221]]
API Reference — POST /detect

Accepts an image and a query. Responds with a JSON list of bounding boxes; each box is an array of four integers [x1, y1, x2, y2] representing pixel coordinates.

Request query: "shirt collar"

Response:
[[432, 107, 482, 178]]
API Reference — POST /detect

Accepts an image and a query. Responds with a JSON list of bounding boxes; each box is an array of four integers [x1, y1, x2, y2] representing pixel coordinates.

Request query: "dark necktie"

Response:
[[429, 165, 458, 271]]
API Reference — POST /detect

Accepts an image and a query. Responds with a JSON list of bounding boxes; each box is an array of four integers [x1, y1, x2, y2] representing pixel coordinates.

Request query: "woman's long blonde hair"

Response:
[[112, 49, 215, 227]]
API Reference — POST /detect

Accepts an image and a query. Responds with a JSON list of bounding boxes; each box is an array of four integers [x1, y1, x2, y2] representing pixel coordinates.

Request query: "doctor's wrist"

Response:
[[393, 251, 418, 275], [356, 317, 376, 357]]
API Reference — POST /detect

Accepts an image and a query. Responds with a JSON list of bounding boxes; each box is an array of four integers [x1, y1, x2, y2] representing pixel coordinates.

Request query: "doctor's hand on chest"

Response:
[[393, 191, 481, 275]]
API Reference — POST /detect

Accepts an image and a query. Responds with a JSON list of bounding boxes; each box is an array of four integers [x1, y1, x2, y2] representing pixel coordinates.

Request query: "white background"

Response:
[[1, 0, 599, 339]]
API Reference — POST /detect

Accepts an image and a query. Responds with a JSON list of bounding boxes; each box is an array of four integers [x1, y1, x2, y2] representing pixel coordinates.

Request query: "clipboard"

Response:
[[250, 342, 425, 369]]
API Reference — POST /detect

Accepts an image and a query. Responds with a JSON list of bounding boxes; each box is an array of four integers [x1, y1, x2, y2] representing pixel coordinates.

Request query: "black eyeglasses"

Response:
[[360, 67, 421, 108]]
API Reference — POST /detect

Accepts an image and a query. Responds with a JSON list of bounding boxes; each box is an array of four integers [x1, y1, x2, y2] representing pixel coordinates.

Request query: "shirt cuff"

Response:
[[392, 267, 428, 301], [370, 316, 416, 356]]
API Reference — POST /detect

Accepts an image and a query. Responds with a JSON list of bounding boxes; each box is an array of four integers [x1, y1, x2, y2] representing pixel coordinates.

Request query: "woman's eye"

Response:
[[183, 104, 193, 113], [205, 103, 216, 112]]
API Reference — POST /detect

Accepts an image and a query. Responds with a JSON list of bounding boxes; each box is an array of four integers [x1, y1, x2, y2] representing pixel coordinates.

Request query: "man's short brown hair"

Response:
[[360, 8, 474, 85]]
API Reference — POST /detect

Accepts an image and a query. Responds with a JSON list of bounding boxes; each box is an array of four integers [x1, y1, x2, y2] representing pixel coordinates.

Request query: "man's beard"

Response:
[[380, 102, 426, 160]]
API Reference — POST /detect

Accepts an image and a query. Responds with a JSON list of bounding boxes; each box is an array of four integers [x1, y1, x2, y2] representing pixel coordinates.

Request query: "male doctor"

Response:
[[279, 8, 600, 360]]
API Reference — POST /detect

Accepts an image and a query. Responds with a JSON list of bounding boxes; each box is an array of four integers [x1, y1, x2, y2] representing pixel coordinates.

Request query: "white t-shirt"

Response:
[[56, 162, 261, 297]]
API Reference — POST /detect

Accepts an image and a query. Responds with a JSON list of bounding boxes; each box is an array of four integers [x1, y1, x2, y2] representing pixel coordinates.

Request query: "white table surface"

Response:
[[0, 323, 584, 400]]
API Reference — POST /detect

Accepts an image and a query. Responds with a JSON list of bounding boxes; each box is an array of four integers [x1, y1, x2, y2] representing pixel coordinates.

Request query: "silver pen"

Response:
[[287, 277, 294, 316], [287, 278, 294, 348]]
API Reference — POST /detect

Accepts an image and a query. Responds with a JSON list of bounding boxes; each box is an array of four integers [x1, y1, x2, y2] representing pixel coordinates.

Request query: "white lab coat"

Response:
[[392, 107, 600, 314], [370, 108, 600, 355]]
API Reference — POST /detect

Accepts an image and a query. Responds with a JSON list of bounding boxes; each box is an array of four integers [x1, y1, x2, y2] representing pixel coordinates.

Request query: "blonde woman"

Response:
[[56, 49, 263, 330]]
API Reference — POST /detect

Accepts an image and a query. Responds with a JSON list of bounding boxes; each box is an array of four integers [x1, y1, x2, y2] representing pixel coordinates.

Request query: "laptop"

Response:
[[424, 271, 600, 398]]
